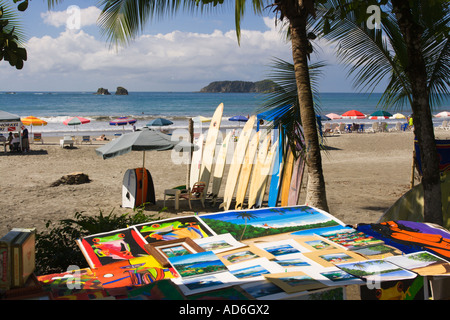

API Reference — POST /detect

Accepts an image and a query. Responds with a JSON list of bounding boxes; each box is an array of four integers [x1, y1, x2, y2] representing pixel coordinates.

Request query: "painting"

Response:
[[264, 271, 328, 293], [193, 233, 246, 253], [226, 258, 284, 282], [77, 228, 149, 268], [359, 276, 426, 300], [336, 259, 418, 282], [385, 251, 450, 276], [303, 249, 367, 268], [199, 205, 347, 241], [168, 251, 227, 279], [171, 272, 238, 296], [318, 268, 364, 286], [216, 244, 274, 266], [318, 228, 384, 250], [294, 236, 340, 251], [144, 238, 205, 267], [351, 244, 398, 258], [253, 239, 310, 259], [133, 216, 216, 244]]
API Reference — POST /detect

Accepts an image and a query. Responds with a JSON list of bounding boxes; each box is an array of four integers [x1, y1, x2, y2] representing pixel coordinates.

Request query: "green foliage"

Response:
[[35, 205, 166, 275], [0, 2, 27, 69]]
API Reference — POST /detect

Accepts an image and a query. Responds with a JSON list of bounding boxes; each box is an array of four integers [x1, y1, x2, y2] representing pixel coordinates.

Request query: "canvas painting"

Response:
[[199, 205, 347, 241], [253, 239, 310, 259], [273, 253, 324, 271], [319, 228, 384, 250], [312, 268, 364, 287], [77, 228, 149, 268], [193, 233, 246, 253], [295, 236, 340, 252], [351, 244, 398, 258], [336, 259, 418, 282], [303, 249, 367, 268], [217, 244, 275, 266], [264, 271, 328, 293], [385, 251, 450, 276], [168, 251, 227, 279], [171, 272, 238, 296], [359, 276, 426, 300], [133, 216, 216, 244], [226, 258, 284, 281]]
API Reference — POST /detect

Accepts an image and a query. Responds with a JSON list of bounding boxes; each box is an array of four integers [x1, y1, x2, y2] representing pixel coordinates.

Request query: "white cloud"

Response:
[[2, 18, 295, 91], [41, 6, 102, 29]]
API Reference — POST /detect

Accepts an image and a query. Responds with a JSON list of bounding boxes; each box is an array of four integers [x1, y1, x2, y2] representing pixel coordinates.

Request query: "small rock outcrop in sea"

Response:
[[115, 87, 129, 95], [51, 172, 91, 187], [94, 88, 111, 95], [199, 80, 277, 93]]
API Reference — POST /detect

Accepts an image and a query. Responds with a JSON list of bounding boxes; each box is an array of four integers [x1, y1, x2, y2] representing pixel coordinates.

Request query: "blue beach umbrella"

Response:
[[146, 118, 174, 127], [229, 115, 248, 127]]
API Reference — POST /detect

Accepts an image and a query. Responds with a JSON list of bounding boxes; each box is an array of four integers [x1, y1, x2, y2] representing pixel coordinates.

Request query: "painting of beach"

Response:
[[386, 251, 450, 276], [168, 251, 227, 278], [336, 259, 417, 281]]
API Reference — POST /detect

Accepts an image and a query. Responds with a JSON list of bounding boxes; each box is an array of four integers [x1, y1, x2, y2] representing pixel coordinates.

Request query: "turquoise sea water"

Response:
[[1, 91, 448, 136]]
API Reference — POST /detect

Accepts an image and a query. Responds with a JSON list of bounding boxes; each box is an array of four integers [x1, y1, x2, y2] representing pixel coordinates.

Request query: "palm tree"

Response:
[[0, 1, 27, 69], [46, 0, 330, 212], [315, 0, 449, 225], [236, 211, 257, 240]]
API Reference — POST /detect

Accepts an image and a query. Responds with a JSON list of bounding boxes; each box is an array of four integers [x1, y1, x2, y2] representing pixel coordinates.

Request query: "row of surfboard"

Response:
[[189, 103, 306, 211]]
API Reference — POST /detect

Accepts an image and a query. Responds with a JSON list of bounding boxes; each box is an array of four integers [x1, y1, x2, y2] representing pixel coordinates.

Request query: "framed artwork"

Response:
[[144, 238, 205, 267], [194, 233, 246, 253], [303, 249, 367, 268], [216, 244, 275, 266], [294, 236, 340, 252], [264, 271, 328, 293]]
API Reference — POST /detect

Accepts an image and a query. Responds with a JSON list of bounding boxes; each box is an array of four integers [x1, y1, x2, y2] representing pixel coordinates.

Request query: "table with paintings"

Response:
[[7, 205, 450, 301]]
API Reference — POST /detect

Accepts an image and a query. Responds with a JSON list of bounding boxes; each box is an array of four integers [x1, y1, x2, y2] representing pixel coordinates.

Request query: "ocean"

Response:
[[1, 91, 449, 136]]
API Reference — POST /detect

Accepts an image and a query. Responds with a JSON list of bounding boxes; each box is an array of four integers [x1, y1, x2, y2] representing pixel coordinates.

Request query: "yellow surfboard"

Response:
[[247, 134, 271, 209], [256, 139, 279, 208], [211, 131, 232, 205], [280, 148, 295, 207]]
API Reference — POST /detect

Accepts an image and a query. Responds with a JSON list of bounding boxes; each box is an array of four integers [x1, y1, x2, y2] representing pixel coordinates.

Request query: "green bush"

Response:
[[35, 205, 166, 275]]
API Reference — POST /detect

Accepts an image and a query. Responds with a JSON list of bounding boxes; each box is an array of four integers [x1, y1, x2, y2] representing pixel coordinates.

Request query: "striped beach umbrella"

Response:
[[63, 116, 91, 126], [21, 116, 47, 126], [109, 116, 137, 126], [326, 113, 342, 120], [369, 110, 393, 120], [436, 111, 450, 118]]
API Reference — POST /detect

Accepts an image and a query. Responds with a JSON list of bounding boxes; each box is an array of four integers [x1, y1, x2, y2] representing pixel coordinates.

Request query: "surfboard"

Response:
[[211, 131, 232, 205], [247, 134, 271, 209], [267, 129, 283, 207], [280, 148, 295, 207], [122, 168, 155, 208], [234, 131, 260, 210], [199, 103, 223, 197], [256, 139, 279, 208], [189, 134, 204, 189], [288, 154, 305, 206], [220, 115, 256, 211]]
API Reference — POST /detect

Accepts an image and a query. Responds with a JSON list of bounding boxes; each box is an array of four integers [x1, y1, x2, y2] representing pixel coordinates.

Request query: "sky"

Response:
[[0, 1, 382, 92]]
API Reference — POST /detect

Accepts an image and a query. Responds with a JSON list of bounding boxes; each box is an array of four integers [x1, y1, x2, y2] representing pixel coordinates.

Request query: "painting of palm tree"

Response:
[[236, 211, 257, 241]]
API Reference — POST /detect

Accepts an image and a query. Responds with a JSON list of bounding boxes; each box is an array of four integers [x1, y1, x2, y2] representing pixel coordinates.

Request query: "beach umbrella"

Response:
[[21, 116, 47, 139], [341, 110, 366, 119], [110, 116, 137, 126], [146, 118, 173, 127], [316, 114, 331, 121], [368, 110, 393, 120], [229, 115, 248, 127], [63, 116, 90, 131], [326, 113, 342, 120], [391, 113, 406, 119], [96, 127, 195, 167], [436, 111, 450, 118]]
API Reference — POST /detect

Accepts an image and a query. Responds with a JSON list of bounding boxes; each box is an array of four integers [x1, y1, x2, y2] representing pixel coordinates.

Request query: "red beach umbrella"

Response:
[[341, 110, 366, 119], [63, 116, 91, 126]]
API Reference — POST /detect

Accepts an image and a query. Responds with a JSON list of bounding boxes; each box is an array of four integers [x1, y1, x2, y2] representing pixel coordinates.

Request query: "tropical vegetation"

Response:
[[0, 0, 27, 69]]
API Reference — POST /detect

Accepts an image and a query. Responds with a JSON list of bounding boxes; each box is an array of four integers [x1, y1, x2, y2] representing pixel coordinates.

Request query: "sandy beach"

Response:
[[3, 128, 447, 240]]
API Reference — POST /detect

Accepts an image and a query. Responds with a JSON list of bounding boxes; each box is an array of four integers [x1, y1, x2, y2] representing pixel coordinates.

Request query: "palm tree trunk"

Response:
[[283, 0, 329, 212], [391, 0, 443, 226]]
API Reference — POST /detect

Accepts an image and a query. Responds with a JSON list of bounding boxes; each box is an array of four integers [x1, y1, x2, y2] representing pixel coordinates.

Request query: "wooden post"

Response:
[[410, 149, 416, 189]]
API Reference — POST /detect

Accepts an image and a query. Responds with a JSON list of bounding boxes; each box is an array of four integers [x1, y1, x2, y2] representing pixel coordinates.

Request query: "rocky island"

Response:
[[94, 88, 111, 95], [199, 80, 276, 93]]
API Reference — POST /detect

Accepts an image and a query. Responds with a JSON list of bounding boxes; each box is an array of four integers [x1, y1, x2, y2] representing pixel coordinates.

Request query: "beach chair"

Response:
[[380, 122, 388, 132], [358, 123, 365, 133], [391, 122, 402, 132], [367, 122, 379, 133], [179, 182, 206, 210], [163, 185, 188, 210], [33, 133, 43, 144], [60, 136, 74, 148], [81, 136, 91, 144], [323, 122, 333, 136]]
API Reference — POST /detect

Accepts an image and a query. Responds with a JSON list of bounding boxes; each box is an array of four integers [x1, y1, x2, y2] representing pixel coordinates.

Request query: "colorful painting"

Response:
[[193, 233, 246, 253], [352, 244, 397, 258], [319, 228, 384, 250], [77, 228, 149, 268], [359, 276, 425, 300], [254, 239, 309, 259], [217, 244, 275, 266], [336, 259, 417, 282], [134, 216, 216, 244], [172, 272, 239, 296], [294, 236, 339, 251], [144, 238, 205, 267], [200, 206, 346, 240], [168, 251, 227, 279], [226, 258, 284, 282], [385, 251, 450, 276]]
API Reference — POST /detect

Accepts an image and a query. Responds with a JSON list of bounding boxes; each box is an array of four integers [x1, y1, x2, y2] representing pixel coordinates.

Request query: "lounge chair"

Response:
[[323, 122, 333, 136], [179, 182, 206, 210], [367, 122, 379, 133], [60, 135, 74, 148], [391, 122, 402, 132], [33, 133, 43, 144], [380, 122, 388, 132], [81, 136, 91, 144]]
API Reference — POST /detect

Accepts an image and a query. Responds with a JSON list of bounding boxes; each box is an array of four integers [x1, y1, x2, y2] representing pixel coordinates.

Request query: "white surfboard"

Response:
[[220, 115, 256, 211], [211, 131, 232, 205], [122, 168, 137, 208], [189, 134, 204, 189], [234, 131, 260, 210], [247, 134, 271, 209], [199, 103, 224, 197], [256, 139, 279, 208]]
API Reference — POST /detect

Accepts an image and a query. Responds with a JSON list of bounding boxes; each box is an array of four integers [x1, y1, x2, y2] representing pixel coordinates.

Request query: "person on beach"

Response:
[[6, 132, 13, 151], [94, 134, 108, 141], [21, 128, 29, 152]]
